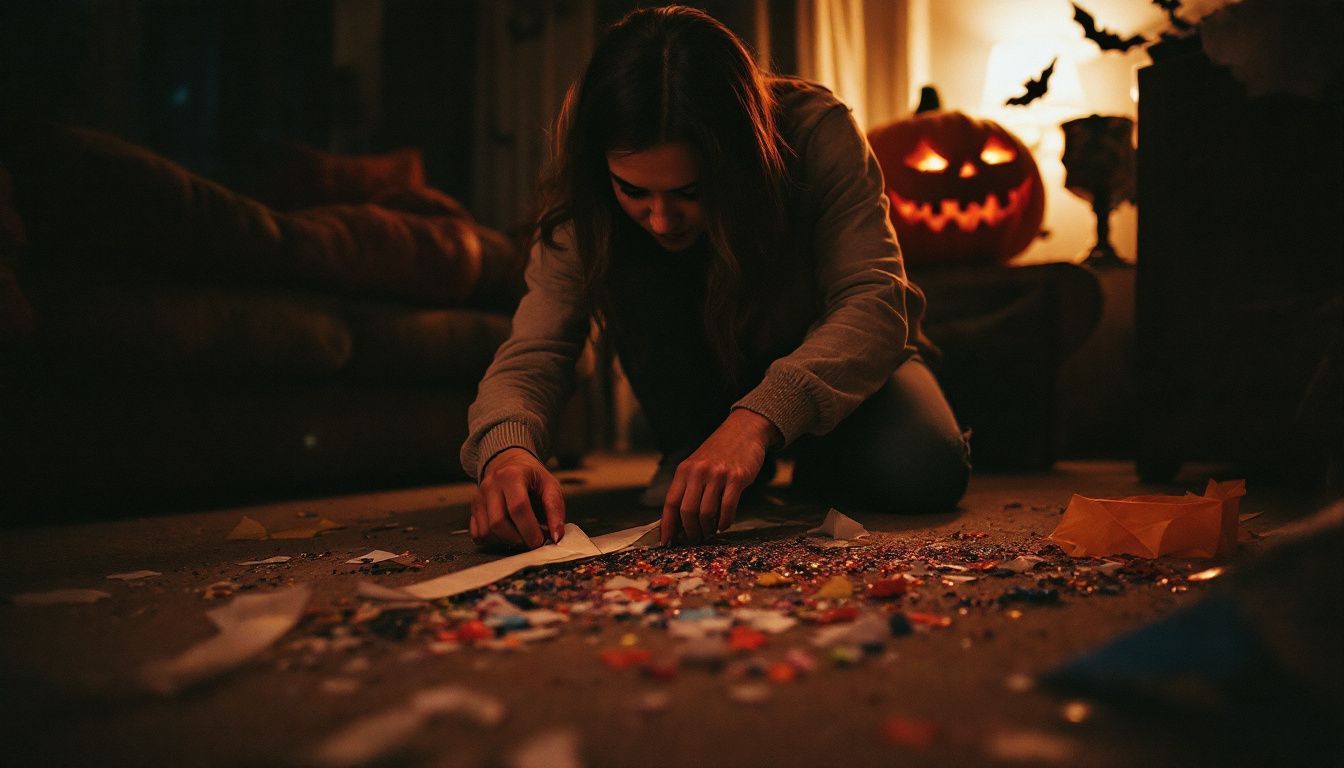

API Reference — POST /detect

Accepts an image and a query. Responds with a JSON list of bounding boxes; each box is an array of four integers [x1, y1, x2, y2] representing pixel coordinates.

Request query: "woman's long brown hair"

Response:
[[535, 5, 796, 389]]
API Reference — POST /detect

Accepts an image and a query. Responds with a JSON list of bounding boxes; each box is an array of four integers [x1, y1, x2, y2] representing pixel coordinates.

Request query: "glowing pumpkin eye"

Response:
[[979, 136, 1017, 165], [904, 140, 949, 173]]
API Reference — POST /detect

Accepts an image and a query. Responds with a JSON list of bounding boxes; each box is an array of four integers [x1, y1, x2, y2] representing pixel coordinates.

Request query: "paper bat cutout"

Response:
[[1005, 57, 1057, 106], [1072, 3, 1147, 52], [1152, 0, 1194, 31]]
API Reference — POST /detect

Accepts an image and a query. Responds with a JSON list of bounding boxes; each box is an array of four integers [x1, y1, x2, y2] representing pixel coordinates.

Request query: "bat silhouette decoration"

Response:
[[1152, 0, 1193, 31], [1072, 3, 1147, 52], [1005, 57, 1057, 107]]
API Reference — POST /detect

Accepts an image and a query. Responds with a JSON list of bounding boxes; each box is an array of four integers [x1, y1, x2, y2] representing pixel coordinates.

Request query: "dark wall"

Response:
[[1, 0, 475, 200], [1, 1, 787, 207]]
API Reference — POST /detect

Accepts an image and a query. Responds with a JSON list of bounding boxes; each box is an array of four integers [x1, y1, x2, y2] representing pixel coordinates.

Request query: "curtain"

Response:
[[471, 0, 596, 231], [795, 0, 923, 130]]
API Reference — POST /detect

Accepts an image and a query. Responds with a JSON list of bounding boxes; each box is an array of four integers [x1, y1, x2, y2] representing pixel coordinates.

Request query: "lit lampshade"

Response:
[[980, 38, 1088, 148]]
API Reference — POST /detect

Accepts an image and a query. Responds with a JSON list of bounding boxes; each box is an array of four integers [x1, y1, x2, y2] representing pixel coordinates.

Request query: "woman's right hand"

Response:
[[470, 448, 567, 550]]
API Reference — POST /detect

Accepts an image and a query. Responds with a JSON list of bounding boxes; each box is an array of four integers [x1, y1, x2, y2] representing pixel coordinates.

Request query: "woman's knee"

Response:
[[855, 432, 970, 514]]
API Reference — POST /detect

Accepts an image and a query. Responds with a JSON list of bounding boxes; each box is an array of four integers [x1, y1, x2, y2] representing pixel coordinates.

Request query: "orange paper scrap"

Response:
[[1048, 480, 1246, 559]]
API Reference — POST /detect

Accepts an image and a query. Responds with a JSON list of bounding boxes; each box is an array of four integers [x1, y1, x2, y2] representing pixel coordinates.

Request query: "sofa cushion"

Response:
[[253, 143, 427, 210], [26, 269, 352, 381], [342, 302, 511, 387], [0, 118, 524, 309]]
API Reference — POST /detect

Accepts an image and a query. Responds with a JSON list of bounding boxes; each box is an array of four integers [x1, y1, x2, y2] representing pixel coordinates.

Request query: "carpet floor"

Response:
[[0, 454, 1337, 766]]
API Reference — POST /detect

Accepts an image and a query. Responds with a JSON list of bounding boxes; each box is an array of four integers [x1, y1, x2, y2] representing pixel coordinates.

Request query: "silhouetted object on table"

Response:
[[1061, 114, 1136, 266]]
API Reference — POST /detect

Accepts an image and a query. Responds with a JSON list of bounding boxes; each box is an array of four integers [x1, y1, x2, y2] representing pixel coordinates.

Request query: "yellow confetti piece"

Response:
[[226, 516, 268, 541], [813, 575, 853, 600], [755, 572, 790, 587]]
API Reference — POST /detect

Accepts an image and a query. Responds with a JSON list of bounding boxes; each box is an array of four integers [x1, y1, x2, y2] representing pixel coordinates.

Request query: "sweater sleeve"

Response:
[[732, 104, 919, 445], [459, 227, 591, 480]]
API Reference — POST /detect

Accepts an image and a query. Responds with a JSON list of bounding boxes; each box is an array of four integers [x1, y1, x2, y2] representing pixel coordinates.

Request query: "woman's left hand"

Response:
[[660, 409, 781, 545]]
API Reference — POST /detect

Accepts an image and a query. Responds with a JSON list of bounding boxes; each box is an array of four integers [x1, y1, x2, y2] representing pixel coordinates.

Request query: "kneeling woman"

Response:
[[462, 5, 969, 549]]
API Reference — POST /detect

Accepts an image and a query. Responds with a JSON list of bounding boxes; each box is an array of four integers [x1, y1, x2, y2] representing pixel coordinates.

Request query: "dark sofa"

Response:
[[0, 120, 591, 519]]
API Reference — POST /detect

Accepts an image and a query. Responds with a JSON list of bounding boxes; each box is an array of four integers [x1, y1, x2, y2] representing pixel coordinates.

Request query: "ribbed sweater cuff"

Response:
[[732, 370, 821, 448], [475, 421, 540, 481]]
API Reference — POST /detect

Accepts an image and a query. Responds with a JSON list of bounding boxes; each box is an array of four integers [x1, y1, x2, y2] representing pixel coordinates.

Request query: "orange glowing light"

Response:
[[979, 136, 1017, 165], [958, 161, 977, 178], [887, 176, 1035, 234], [904, 140, 948, 173]]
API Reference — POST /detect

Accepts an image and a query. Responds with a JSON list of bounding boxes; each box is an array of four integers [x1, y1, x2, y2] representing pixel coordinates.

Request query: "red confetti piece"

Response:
[[905, 612, 952, 628], [813, 606, 859, 625], [867, 578, 909, 598], [767, 661, 797, 683], [728, 625, 768, 652], [880, 715, 939, 748], [456, 620, 493, 643], [600, 648, 652, 670]]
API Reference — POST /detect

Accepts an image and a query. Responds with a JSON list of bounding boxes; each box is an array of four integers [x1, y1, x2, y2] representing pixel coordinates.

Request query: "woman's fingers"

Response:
[[483, 483, 526, 548], [501, 481, 545, 549], [539, 479, 567, 543], [719, 476, 746, 533], [661, 472, 688, 546], [698, 472, 726, 537]]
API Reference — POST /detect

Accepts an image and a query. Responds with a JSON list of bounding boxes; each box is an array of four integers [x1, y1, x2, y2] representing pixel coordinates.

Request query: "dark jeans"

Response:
[[786, 357, 970, 514], [641, 357, 970, 515]]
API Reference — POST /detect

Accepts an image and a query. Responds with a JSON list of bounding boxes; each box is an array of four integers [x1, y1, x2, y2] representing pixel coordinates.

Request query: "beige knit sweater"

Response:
[[460, 79, 928, 480]]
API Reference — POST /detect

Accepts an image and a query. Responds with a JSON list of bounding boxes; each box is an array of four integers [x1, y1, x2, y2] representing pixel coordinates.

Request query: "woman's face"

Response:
[[606, 142, 706, 252]]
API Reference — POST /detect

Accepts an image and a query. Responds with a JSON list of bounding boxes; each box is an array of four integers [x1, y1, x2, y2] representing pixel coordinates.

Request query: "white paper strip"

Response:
[[400, 524, 603, 600], [382, 516, 806, 602], [12, 588, 111, 606], [312, 685, 504, 767], [106, 570, 161, 581], [345, 550, 402, 565], [140, 584, 311, 695]]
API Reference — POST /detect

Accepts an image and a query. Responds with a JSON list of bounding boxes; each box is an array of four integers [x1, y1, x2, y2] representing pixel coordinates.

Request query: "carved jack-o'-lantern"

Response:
[[868, 89, 1045, 266]]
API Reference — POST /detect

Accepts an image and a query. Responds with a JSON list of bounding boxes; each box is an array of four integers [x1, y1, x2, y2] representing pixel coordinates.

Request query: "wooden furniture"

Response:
[[1135, 41, 1343, 484]]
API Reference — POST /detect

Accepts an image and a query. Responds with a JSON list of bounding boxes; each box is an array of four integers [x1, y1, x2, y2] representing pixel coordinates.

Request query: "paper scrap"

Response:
[[808, 508, 869, 540], [812, 612, 889, 648], [272, 518, 344, 540], [313, 686, 505, 767], [236, 556, 291, 566], [676, 577, 705, 595], [734, 608, 798, 634], [140, 584, 311, 695], [227, 516, 341, 541], [997, 556, 1045, 574], [603, 575, 650, 591], [814, 575, 854, 600], [226, 516, 269, 540], [986, 730, 1076, 763], [346, 550, 403, 565], [106, 570, 161, 581], [368, 513, 844, 603], [1048, 480, 1246, 558], [509, 728, 583, 768], [12, 588, 111, 606]]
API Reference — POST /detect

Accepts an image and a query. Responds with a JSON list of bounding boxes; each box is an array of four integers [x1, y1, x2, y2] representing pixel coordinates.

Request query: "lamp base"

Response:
[[1082, 241, 1130, 267]]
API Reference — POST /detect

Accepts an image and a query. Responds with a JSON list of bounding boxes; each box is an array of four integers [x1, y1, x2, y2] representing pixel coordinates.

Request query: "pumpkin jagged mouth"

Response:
[[888, 177, 1034, 234]]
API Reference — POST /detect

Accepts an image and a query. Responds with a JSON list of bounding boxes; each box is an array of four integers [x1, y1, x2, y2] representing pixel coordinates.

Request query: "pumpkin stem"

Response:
[[915, 86, 941, 114]]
